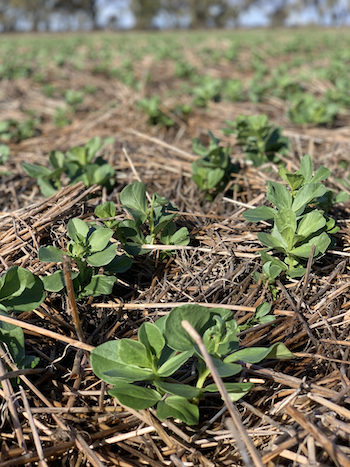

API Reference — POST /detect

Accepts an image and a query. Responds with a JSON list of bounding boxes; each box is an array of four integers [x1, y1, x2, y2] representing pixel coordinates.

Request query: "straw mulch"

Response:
[[1, 33, 350, 467]]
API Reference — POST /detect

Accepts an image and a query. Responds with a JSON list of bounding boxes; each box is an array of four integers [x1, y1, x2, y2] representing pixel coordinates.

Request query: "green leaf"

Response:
[[86, 244, 117, 267], [86, 227, 113, 252], [266, 182, 292, 210], [275, 208, 297, 237], [257, 232, 286, 251], [254, 302, 271, 319], [89, 163, 115, 186], [204, 382, 253, 401], [335, 191, 350, 203], [164, 304, 211, 351], [224, 342, 294, 364], [67, 218, 89, 244], [260, 251, 288, 271], [158, 349, 194, 377], [296, 210, 326, 239], [91, 341, 153, 384], [120, 181, 148, 225], [210, 356, 242, 377], [117, 339, 150, 368], [155, 381, 201, 399], [292, 183, 327, 213], [138, 322, 165, 359], [37, 177, 59, 197], [152, 206, 176, 236], [278, 168, 304, 192], [156, 396, 199, 425], [242, 206, 276, 222], [290, 232, 330, 258], [95, 201, 116, 219], [85, 136, 102, 161], [42, 270, 65, 292], [312, 165, 331, 183], [160, 223, 190, 246], [109, 383, 161, 410], [104, 254, 132, 274], [49, 150, 65, 169], [65, 146, 87, 166], [38, 246, 66, 263], [22, 162, 52, 178], [298, 154, 313, 183], [79, 274, 116, 297], [0, 309, 25, 364], [0, 266, 26, 300], [2, 270, 45, 313]]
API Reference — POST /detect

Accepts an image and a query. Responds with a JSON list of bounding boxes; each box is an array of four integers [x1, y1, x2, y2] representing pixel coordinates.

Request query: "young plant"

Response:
[[53, 107, 71, 128], [238, 302, 276, 330], [0, 144, 11, 175], [223, 79, 245, 102], [0, 117, 40, 143], [64, 89, 84, 109], [191, 132, 238, 200], [192, 77, 222, 108], [222, 114, 290, 167], [288, 93, 339, 126], [91, 304, 293, 425], [243, 154, 338, 278], [38, 218, 131, 299], [137, 96, 191, 127], [22, 137, 115, 197], [95, 182, 190, 256]]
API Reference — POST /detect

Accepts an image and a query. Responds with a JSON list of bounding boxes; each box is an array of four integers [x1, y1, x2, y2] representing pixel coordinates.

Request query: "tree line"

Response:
[[0, 0, 348, 32]]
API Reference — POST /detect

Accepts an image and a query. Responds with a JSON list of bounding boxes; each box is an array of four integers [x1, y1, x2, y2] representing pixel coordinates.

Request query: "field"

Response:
[[1, 27, 350, 466]]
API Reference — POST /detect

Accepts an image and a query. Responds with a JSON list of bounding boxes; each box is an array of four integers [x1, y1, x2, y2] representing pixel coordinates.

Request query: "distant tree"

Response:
[[131, 0, 161, 29], [51, 0, 98, 29]]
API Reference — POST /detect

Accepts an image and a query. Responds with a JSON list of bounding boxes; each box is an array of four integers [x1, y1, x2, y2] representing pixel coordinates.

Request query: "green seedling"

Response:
[[64, 89, 84, 108], [110, 60, 137, 87], [91, 304, 293, 425], [94, 182, 190, 256], [0, 144, 11, 175], [288, 93, 339, 125], [192, 132, 238, 200], [137, 96, 191, 127], [22, 137, 115, 197], [192, 77, 222, 107], [243, 154, 338, 279], [223, 79, 245, 102], [38, 218, 131, 299], [223, 114, 290, 167], [0, 118, 40, 143], [53, 107, 71, 128], [238, 302, 276, 330], [174, 61, 197, 79]]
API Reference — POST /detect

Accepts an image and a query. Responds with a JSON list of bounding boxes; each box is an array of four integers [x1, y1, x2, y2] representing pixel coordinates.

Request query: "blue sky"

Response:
[[96, 0, 350, 29]]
